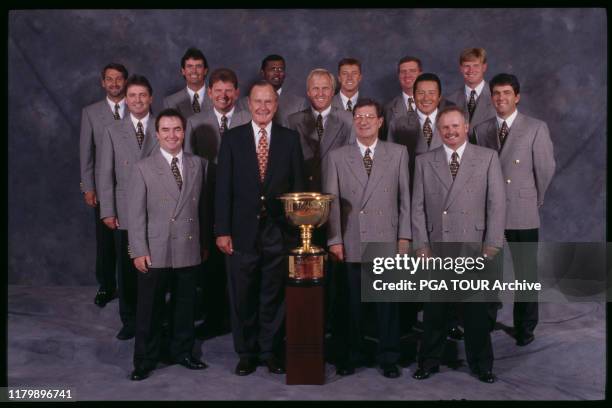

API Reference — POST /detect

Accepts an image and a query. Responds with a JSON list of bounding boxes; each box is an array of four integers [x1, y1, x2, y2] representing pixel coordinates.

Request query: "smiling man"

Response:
[[127, 108, 209, 381], [164, 48, 212, 119], [332, 58, 363, 112], [215, 80, 304, 376]]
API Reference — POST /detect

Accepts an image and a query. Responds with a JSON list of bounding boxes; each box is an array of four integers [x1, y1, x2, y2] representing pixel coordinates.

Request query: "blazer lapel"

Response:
[[320, 111, 342, 159], [444, 143, 478, 209], [499, 112, 524, 161], [154, 150, 181, 204], [429, 147, 453, 192], [140, 116, 157, 159], [345, 144, 368, 191], [361, 141, 388, 208], [174, 154, 197, 216], [262, 125, 281, 189], [472, 86, 490, 126], [120, 118, 141, 158]]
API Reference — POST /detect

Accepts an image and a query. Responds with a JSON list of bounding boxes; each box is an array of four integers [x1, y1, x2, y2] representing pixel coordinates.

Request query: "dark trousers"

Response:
[[226, 219, 287, 360], [133, 264, 198, 369], [116, 230, 138, 329], [335, 262, 400, 366], [506, 228, 539, 336], [94, 205, 117, 292], [198, 244, 230, 329]]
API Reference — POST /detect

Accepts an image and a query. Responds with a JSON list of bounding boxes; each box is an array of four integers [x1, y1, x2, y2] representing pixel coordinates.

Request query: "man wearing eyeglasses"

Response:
[[324, 98, 410, 378]]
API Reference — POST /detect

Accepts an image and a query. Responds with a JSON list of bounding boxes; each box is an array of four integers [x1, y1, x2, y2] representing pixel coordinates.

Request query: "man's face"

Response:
[[414, 80, 441, 115], [353, 105, 383, 144], [181, 58, 207, 89], [491, 84, 520, 118], [208, 80, 239, 113], [398, 61, 422, 95], [248, 84, 278, 127], [307, 74, 334, 112], [157, 116, 185, 156], [460, 58, 487, 88], [126, 84, 153, 118], [261, 60, 286, 90], [101, 68, 126, 99], [437, 111, 468, 150], [338, 64, 362, 95]]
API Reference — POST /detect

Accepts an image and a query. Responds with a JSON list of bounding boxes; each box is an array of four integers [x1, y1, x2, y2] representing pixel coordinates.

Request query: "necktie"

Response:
[[113, 103, 121, 120], [315, 114, 324, 142], [467, 90, 477, 121], [450, 152, 460, 180], [192, 92, 201, 113], [257, 128, 269, 183], [407, 97, 415, 113], [498, 121, 509, 150], [346, 99, 353, 112], [363, 148, 373, 177], [171, 157, 182, 191], [220, 115, 228, 135], [423, 117, 433, 147], [136, 121, 145, 149]]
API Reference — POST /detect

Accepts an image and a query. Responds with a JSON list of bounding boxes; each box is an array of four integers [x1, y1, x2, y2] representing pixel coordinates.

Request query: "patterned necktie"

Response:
[[171, 157, 182, 190], [423, 117, 433, 147], [450, 152, 460, 180], [315, 114, 324, 142], [136, 121, 145, 149], [192, 92, 201, 113], [257, 128, 269, 183], [220, 115, 228, 135], [498, 121, 509, 149], [407, 97, 415, 113], [363, 148, 373, 177], [346, 99, 353, 112], [467, 90, 477, 121], [113, 103, 121, 120]]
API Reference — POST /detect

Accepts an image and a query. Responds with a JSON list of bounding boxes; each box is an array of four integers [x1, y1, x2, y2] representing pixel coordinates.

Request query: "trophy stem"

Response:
[[300, 225, 313, 252]]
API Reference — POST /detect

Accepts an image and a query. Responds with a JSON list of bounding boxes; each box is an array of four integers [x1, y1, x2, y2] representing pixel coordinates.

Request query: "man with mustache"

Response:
[[215, 80, 305, 376], [79, 63, 128, 308], [164, 48, 212, 119]]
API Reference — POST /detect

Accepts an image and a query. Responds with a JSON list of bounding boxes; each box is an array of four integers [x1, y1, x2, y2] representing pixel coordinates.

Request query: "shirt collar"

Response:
[[356, 138, 378, 157], [251, 120, 273, 139], [443, 140, 467, 163], [276, 87, 283, 96], [497, 109, 518, 128], [160, 147, 183, 165], [130, 113, 150, 131], [214, 106, 235, 123], [339, 91, 359, 107], [416, 108, 438, 126], [106, 97, 126, 116], [465, 80, 486, 98], [311, 105, 332, 120], [402, 91, 415, 108], [186, 86, 206, 102]]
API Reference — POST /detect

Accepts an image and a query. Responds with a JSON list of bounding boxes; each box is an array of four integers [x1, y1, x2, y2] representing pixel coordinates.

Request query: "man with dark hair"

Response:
[[215, 80, 305, 376], [99, 74, 159, 341], [446, 48, 496, 138], [332, 58, 362, 112], [324, 98, 410, 378], [384, 56, 423, 128], [474, 73, 555, 347], [412, 106, 505, 383], [127, 108, 209, 381], [80, 62, 128, 308], [164, 47, 212, 119]]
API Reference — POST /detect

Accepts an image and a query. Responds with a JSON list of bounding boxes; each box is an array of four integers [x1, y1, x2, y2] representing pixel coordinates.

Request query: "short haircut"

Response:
[[260, 54, 285, 71], [353, 98, 383, 118], [306, 68, 336, 93], [489, 73, 521, 95], [413, 73, 441, 96], [436, 105, 467, 127], [397, 56, 423, 72], [338, 57, 362, 72], [155, 108, 186, 132], [249, 79, 278, 99], [126, 74, 153, 96], [459, 47, 487, 65], [101, 63, 128, 80], [208, 68, 239, 89], [181, 47, 208, 69]]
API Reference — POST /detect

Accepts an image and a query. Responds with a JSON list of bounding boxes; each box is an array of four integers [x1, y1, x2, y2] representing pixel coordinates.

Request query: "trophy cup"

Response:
[[279, 192, 335, 283], [279, 192, 334, 385]]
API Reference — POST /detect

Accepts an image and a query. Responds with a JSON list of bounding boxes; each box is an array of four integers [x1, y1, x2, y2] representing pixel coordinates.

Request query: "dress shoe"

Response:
[[130, 366, 152, 381], [477, 370, 496, 383], [412, 366, 439, 380], [264, 357, 285, 374], [116, 326, 135, 340], [94, 289, 117, 308], [235, 358, 257, 376], [516, 333, 535, 346], [381, 363, 400, 379], [178, 356, 208, 370], [336, 364, 355, 376], [447, 326, 464, 341]]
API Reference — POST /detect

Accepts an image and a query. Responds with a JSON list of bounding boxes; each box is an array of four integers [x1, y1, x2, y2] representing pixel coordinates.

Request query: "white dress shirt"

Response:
[[160, 148, 184, 178], [106, 97, 126, 119], [357, 138, 378, 159]]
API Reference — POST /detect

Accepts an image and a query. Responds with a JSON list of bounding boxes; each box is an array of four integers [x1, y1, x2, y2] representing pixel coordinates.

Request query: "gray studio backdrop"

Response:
[[8, 9, 606, 285]]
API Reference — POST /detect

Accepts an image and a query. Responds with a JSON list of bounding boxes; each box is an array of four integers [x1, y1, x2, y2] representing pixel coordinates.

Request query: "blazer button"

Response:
[[260, 196, 265, 201], [308, 176, 313, 181], [170, 218, 175, 222], [443, 211, 447, 215], [192, 197, 196, 201], [514, 159, 520, 164], [188, 235, 193, 240], [506, 179, 512, 184], [189, 218, 193, 222], [256, 215, 260, 219]]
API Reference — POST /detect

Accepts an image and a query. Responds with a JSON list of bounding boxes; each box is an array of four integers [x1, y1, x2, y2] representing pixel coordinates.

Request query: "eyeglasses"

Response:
[[354, 114, 379, 120]]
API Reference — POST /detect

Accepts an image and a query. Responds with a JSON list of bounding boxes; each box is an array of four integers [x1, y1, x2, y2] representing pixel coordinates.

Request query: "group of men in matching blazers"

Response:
[[79, 46, 555, 383]]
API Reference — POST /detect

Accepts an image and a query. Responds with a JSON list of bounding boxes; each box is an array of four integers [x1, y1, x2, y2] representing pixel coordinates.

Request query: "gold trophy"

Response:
[[279, 192, 334, 283]]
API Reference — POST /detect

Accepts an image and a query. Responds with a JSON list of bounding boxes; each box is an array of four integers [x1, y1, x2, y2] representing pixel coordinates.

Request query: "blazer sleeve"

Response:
[[484, 151, 507, 248], [79, 107, 95, 193], [411, 155, 428, 249], [127, 163, 149, 259], [98, 128, 116, 219], [397, 147, 412, 240], [324, 152, 342, 247], [214, 132, 233, 237], [198, 157, 211, 249], [533, 121, 556, 207]]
